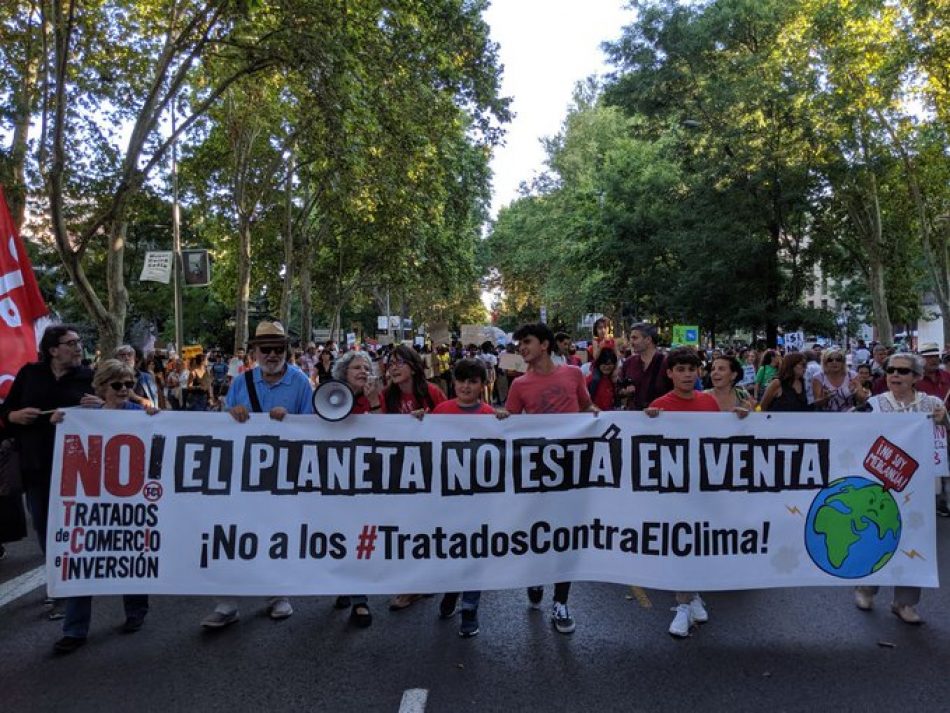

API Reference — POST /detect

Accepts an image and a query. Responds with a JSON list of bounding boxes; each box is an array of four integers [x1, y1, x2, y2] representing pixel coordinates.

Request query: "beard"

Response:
[[259, 354, 287, 376]]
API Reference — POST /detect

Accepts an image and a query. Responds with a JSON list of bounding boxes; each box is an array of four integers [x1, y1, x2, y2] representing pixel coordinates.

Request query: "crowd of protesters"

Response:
[[1, 319, 948, 654]]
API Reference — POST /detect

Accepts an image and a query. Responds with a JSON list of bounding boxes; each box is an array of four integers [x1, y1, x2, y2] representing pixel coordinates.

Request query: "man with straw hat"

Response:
[[200, 321, 313, 628]]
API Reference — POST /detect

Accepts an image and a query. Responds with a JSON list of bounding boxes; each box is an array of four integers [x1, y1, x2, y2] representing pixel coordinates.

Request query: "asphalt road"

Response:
[[3, 522, 950, 713]]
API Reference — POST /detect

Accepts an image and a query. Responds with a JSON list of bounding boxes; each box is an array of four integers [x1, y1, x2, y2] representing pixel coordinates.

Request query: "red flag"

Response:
[[0, 185, 49, 401]]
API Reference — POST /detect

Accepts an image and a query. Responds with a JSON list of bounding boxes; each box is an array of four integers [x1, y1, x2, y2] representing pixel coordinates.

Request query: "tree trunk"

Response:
[[867, 256, 893, 345], [330, 306, 341, 343], [278, 151, 294, 328], [234, 219, 252, 352], [4, 2, 39, 231], [99, 218, 130, 354], [299, 229, 312, 345]]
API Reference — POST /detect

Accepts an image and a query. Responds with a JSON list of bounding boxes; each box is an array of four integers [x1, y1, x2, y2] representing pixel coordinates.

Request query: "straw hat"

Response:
[[248, 321, 289, 346]]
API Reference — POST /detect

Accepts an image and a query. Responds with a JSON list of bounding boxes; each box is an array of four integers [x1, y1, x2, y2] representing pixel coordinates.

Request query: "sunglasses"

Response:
[[58, 339, 82, 348], [257, 346, 285, 355], [885, 367, 914, 375], [110, 381, 135, 391], [825, 357, 844, 363]]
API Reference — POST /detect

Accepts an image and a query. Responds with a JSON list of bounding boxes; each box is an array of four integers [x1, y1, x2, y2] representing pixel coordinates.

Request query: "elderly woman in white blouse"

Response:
[[854, 353, 947, 624]]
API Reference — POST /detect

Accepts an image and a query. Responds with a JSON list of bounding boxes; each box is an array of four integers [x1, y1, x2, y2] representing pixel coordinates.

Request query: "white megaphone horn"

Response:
[[312, 379, 355, 421]]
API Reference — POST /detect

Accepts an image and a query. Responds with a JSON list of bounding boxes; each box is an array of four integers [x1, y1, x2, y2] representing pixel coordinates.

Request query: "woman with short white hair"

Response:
[[855, 352, 947, 624]]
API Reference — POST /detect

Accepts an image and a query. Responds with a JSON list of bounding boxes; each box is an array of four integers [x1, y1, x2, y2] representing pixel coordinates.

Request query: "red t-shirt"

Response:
[[432, 399, 495, 415], [506, 365, 592, 414], [917, 370, 950, 401], [352, 394, 372, 415], [379, 382, 447, 414], [649, 390, 720, 412], [586, 372, 616, 411]]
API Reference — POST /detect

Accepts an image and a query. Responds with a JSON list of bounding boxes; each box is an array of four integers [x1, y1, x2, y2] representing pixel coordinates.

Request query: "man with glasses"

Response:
[[200, 321, 313, 629], [114, 344, 159, 409], [0, 325, 99, 619]]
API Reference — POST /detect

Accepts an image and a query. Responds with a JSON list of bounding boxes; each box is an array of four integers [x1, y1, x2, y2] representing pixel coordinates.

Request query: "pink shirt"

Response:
[[505, 365, 592, 414]]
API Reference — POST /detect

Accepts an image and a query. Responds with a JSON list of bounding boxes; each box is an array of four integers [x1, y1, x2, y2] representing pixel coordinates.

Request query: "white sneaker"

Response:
[[688, 595, 708, 624], [854, 589, 874, 611], [669, 604, 693, 638], [201, 610, 239, 628], [268, 597, 293, 620]]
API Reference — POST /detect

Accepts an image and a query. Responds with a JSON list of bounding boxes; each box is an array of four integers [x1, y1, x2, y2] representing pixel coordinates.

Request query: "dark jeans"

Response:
[[63, 595, 149, 639], [24, 479, 50, 554], [529, 582, 571, 604]]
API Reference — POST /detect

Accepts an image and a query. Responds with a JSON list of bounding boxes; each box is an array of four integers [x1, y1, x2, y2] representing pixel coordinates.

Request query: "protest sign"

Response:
[[46, 410, 938, 596], [139, 251, 173, 284], [672, 325, 699, 347], [498, 352, 526, 372]]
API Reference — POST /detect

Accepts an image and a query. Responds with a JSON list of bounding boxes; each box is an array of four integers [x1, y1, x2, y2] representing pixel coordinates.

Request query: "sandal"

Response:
[[388, 593, 424, 611], [350, 604, 373, 628]]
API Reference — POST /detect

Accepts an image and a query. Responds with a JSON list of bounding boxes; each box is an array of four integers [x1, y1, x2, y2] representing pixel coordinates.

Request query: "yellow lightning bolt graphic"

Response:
[[786, 505, 803, 517], [903, 491, 914, 504], [902, 549, 925, 561]]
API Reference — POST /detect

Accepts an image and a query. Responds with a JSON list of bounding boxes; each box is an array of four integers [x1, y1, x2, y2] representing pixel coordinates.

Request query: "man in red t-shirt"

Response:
[[646, 347, 746, 639], [505, 323, 600, 635]]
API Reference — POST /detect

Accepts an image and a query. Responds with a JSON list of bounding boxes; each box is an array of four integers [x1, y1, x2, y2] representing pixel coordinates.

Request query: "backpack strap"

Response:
[[244, 370, 263, 413]]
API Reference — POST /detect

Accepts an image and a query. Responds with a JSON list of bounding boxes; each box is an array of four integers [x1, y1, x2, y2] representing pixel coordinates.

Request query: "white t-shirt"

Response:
[[804, 361, 823, 404], [227, 357, 243, 378]]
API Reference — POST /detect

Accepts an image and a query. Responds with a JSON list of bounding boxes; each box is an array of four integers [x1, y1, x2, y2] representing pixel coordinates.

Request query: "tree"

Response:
[[39, 0, 280, 353]]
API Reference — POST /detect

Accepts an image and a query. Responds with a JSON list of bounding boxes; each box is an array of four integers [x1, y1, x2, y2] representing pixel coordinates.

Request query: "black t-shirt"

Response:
[[0, 361, 94, 484]]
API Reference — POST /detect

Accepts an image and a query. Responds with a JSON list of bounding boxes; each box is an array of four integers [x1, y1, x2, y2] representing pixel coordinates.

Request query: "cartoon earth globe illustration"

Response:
[[805, 476, 901, 578]]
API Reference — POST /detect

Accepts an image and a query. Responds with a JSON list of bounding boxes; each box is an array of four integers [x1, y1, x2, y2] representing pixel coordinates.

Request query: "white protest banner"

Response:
[[498, 352, 526, 372], [785, 331, 805, 351], [741, 364, 756, 386], [139, 251, 173, 283], [46, 411, 937, 597]]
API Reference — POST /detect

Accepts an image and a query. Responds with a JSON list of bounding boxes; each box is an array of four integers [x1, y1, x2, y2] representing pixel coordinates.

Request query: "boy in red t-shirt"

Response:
[[646, 347, 748, 638], [430, 358, 506, 637]]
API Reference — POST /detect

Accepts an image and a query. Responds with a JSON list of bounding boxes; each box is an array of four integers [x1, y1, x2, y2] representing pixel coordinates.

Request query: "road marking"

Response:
[[0, 565, 45, 610], [630, 586, 652, 609], [398, 688, 429, 713]]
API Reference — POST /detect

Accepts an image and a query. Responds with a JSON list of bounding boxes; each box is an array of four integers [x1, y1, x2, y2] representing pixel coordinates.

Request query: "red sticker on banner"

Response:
[[863, 436, 918, 491]]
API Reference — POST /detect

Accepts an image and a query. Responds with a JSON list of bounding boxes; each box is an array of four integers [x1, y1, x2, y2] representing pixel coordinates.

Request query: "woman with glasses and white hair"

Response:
[[854, 352, 947, 624], [324, 350, 383, 627], [48, 358, 158, 654], [812, 348, 868, 412]]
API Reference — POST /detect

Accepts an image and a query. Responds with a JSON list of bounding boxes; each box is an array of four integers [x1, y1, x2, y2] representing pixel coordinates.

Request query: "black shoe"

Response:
[[53, 636, 86, 655], [119, 616, 145, 633], [334, 595, 352, 609], [349, 604, 373, 628], [937, 502, 950, 518], [527, 586, 544, 610], [439, 593, 459, 619], [459, 608, 480, 638]]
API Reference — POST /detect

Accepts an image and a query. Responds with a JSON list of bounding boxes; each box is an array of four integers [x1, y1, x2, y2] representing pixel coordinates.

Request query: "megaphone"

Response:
[[312, 380, 355, 421]]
